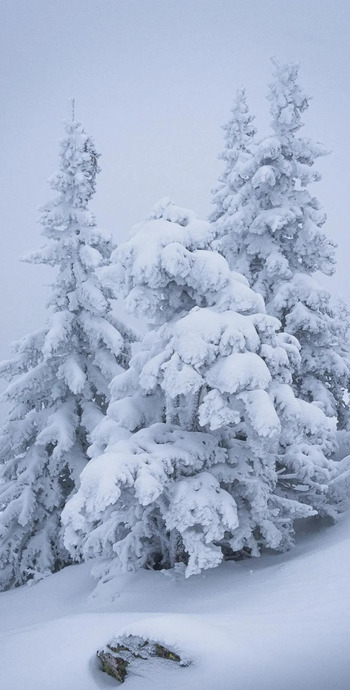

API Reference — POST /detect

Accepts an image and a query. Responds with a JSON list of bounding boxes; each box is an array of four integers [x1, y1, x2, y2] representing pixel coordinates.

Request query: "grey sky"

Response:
[[1, 0, 349, 360]]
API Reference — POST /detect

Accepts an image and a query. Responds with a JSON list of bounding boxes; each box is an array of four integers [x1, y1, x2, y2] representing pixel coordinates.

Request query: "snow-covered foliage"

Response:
[[212, 62, 350, 428], [0, 115, 134, 589], [63, 199, 340, 581], [211, 84, 257, 230]]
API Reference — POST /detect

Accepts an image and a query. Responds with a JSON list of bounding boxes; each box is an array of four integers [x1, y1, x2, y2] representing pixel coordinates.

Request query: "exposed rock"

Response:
[[97, 634, 190, 683], [97, 650, 128, 683]]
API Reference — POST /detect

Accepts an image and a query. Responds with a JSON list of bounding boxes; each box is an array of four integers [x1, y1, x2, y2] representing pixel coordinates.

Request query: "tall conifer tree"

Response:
[[212, 62, 350, 428], [0, 109, 132, 589]]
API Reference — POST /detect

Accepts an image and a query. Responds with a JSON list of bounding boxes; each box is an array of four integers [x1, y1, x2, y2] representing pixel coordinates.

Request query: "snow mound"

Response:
[[1, 511, 350, 689]]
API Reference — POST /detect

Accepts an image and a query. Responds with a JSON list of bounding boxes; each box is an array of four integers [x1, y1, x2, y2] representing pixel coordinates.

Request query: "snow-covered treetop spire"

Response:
[[24, 117, 113, 316], [268, 59, 309, 137], [45, 117, 101, 216], [211, 86, 256, 223], [221, 85, 256, 157]]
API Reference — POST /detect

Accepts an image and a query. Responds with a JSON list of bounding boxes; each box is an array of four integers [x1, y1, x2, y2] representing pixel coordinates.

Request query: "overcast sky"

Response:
[[1, 0, 349, 360]]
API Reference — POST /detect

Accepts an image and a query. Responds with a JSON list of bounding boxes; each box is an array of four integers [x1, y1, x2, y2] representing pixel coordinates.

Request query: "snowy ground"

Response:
[[1, 513, 350, 690]]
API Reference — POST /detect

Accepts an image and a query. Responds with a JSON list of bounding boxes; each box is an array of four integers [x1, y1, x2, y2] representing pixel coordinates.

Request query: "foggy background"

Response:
[[1, 0, 349, 362]]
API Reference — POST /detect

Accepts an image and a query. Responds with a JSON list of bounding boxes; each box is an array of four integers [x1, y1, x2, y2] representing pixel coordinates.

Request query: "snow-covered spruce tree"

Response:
[[0, 113, 134, 589], [212, 61, 350, 428], [63, 199, 339, 582]]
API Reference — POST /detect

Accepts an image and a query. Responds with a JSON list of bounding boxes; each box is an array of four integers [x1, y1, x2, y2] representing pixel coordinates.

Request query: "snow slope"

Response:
[[1, 513, 350, 690]]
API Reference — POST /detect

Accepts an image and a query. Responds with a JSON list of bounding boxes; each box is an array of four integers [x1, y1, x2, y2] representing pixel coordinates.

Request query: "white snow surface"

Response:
[[1, 512, 350, 690]]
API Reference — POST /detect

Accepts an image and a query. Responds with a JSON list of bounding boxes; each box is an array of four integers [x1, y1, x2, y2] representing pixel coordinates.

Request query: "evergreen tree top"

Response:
[[34, 116, 109, 260], [22, 115, 114, 313], [220, 85, 256, 159], [211, 88, 257, 224], [268, 59, 309, 137], [49, 117, 101, 206]]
